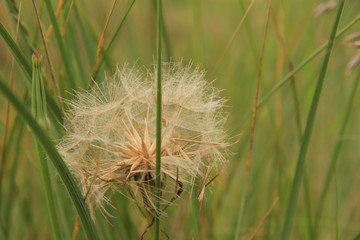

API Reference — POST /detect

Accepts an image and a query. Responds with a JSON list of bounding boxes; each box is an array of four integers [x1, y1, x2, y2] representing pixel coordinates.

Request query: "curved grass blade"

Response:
[[4, 0, 34, 55], [0, 79, 99, 240], [0, 22, 63, 122], [0, 22, 31, 76], [280, 1, 346, 239]]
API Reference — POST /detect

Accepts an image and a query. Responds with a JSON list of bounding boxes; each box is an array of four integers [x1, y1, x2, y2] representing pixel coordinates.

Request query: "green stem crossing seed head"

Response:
[[57, 63, 229, 219]]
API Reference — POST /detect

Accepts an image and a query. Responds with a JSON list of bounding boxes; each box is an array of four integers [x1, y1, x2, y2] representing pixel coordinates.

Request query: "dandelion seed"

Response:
[[57, 62, 229, 219]]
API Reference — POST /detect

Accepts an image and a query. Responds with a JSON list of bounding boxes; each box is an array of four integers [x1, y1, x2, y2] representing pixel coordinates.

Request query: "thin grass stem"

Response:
[[230, 14, 360, 135], [234, 0, 272, 239], [210, 0, 255, 78], [0, 78, 99, 240], [313, 65, 360, 239], [280, 1, 346, 239], [154, 0, 163, 239], [93, 0, 118, 68], [0, 22, 63, 122], [43, 0, 77, 90], [31, 0, 64, 112], [35, 141, 62, 240], [0, 2, 21, 203], [93, 0, 136, 81]]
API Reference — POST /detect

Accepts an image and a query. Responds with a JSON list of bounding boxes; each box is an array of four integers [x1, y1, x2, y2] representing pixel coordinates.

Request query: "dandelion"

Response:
[[57, 62, 228, 219]]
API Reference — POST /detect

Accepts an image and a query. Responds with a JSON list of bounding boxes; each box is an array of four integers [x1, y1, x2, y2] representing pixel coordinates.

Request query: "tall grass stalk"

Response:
[[234, 0, 272, 239], [191, 183, 200, 240], [0, 78, 99, 240], [93, 0, 118, 68], [271, 9, 314, 236], [335, 171, 339, 240], [280, 1, 346, 239], [0, 3, 21, 202], [4, 0, 32, 55], [313, 67, 360, 239], [230, 14, 360, 135], [0, 22, 63, 122], [31, 54, 62, 240], [222, 16, 360, 212], [93, 0, 136, 81], [31, 0, 63, 111], [2, 116, 25, 239], [154, 0, 163, 239], [43, 0, 77, 90], [210, 0, 255, 78]]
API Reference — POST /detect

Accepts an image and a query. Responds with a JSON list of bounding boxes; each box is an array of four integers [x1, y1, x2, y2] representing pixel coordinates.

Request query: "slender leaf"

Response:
[[230, 14, 360, 135], [93, 0, 136, 81], [43, 0, 77, 89], [0, 79, 99, 240], [280, 1, 346, 239], [313, 66, 360, 238], [154, 0, 163, 239], [0, 22, 63, 122]]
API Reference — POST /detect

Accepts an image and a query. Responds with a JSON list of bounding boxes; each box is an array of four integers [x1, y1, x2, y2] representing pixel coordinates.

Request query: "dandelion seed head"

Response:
[[57, 62, 229, 218]]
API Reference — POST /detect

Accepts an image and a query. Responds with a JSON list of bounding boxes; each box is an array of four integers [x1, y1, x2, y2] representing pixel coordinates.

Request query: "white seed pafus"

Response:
[[57, 62, 228, 218]]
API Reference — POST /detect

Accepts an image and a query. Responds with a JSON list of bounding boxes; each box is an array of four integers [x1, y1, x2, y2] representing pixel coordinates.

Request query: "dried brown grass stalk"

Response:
[[93, 0, 118, 69], [45, 0, 65, 41], [0, 1, 22, 199]]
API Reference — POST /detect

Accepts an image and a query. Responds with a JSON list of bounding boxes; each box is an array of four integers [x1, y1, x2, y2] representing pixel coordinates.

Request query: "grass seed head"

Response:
[[57, 62, 229, 218]]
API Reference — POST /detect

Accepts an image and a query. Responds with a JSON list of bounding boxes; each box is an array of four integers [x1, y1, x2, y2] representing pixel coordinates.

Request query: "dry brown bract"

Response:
[[57, 62, 228, 219]]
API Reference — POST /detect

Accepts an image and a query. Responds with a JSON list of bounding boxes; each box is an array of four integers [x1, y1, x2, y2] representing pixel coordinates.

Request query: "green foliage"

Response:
[[1, 0, 360, 239]]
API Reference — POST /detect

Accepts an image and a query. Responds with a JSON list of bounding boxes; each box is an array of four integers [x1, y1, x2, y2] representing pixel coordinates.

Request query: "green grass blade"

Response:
[[154, 0, 163, 239], [280, 1, 346, 239], [230, 14, 360, 135], [93, 0, 136, 81], [151, 0, 172, 61], [35, 142, 62, 240], [4, 0, 33, 55], [0, 79, 99, 240], [73, 5, 97, 66], [31, 54, 62, 240], [1, 115, 24, 239], [0, 22, 63, 122], [335, 172, 339, 240], [43, 0, 77, 90], [0, 22, 32, 77], [191, 181, 200, 240], [313, 68, 360, 238]]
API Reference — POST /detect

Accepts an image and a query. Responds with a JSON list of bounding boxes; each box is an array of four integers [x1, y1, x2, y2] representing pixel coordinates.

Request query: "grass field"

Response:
[[1, 0, 360, 239]]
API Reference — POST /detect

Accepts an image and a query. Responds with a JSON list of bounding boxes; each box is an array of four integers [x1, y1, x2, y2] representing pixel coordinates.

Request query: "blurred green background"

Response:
[[0, 0, 360, 239]]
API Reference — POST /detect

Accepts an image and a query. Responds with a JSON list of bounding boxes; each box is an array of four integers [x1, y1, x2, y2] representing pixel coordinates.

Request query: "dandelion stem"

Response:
[[154, 0, 163, 239]]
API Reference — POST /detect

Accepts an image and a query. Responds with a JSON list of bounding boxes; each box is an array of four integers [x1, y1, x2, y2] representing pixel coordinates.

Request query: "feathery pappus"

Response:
[[57, 62, 229, 219]]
